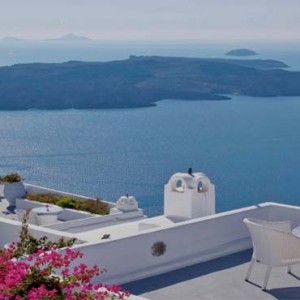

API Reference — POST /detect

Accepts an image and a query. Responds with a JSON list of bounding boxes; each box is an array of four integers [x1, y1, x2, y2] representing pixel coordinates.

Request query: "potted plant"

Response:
[[0, 173, 26, 209]]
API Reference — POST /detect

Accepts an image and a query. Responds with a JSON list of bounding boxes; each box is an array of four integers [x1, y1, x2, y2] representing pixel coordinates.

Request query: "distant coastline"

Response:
[[0, 55, 298, 110], [1, 33, 93, 43]]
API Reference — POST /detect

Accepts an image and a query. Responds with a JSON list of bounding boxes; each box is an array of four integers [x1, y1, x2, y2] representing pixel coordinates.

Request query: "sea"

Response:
[[0, 40, 300, 217]]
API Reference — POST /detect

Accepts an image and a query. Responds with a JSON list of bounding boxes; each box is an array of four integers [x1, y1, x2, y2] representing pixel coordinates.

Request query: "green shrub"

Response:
[[56, 196, 78, 209], [0, 173, 23, 183], [26, 193, 61, 204], [76, 199, 110, 215], [26, 193, 110, 215]]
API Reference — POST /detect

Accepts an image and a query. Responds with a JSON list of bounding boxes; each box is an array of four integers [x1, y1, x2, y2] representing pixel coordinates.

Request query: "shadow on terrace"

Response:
[[123, 250, 300, 300]]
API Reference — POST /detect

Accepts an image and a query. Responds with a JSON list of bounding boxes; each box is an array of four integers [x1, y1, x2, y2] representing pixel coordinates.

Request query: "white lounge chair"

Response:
[[244, 218, 300, 290]]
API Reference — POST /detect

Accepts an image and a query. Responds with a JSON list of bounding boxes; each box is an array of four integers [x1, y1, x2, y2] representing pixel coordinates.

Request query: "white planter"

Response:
[[1, 182, 26, 207], [0, 184, 4, 198]]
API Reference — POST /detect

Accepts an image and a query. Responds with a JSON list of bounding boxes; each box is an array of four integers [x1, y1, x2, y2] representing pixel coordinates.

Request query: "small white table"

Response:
[[32, 205, 63, 225], [292, 226, 300, 238]]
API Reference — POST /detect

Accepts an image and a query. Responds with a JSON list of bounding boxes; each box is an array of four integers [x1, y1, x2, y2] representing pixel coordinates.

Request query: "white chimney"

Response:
[[164, 171, 215, 220]]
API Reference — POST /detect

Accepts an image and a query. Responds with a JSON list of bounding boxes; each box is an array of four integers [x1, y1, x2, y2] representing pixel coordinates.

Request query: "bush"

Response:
[[26, 194, 110, 215], [0, 213, 129, 299], [56, 196, 78, 209], [0, 173, 23, 183], [75, 199, 110, 215], [26, 193, 61, 205]]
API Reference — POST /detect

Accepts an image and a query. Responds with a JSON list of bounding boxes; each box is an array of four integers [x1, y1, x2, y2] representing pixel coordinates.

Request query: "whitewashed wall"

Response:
[[72, 203, 300, 285], [2, 202, 300, 286], [47, 210, 146, 233], [0, 218, 80, 247]]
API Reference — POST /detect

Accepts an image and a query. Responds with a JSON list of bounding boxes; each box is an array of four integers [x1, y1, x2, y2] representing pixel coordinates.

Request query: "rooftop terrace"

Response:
[[124, 250, 300, 300], [2, 172, 300, 299]]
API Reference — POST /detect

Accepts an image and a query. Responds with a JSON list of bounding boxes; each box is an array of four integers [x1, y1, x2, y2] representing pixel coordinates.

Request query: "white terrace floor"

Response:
[[123, 250, 300, 300], [0, 199, 19, 220]]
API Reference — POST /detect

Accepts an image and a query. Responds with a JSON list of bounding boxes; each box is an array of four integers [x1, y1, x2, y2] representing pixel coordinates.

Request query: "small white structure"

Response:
[[109, 195, 145, 220], [164, 171, 215, 219], [115, 195, 139, 212]]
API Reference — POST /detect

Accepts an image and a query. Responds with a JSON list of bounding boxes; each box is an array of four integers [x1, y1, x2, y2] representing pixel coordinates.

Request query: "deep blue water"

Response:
[[0, 43, 300, 217], [1, 96, 300, 217]]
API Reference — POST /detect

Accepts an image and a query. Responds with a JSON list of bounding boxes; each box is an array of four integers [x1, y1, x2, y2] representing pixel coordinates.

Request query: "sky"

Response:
[[0, 0, 300, 41]]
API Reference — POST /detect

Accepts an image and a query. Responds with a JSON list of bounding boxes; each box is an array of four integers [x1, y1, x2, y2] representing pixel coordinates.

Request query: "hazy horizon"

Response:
[[1, 0, 300, 42], [1, 35, 300, 50], [1, 35, 300, 45]]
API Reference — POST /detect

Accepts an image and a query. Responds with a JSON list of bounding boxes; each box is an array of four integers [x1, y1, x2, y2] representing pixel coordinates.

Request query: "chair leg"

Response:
[[245, 257, 255, 281], [262, 266, 272, 291], [288, 265, 292, 274]]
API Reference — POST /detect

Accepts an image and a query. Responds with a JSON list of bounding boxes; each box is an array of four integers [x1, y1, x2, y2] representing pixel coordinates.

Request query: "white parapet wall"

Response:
[[70, 202, 300, 285], [47, 210, 146, 233], [15, 198, 145, 232], [2, 200, 300, 286], [19, 184, 146, 230], [0, 217, 82, 247]]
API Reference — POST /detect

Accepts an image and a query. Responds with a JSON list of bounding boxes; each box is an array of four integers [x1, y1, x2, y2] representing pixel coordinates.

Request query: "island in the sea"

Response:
[[226, 49, 257, 56], [0, 55, 298, 110], [1, 36, 24, 42]]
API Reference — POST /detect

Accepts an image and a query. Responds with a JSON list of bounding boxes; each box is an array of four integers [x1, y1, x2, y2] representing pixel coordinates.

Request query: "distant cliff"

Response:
[[226, 49, 257, 56], [0, 55, 298, 110]]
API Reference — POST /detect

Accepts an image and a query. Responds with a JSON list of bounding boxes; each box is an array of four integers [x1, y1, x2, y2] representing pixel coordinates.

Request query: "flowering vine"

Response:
[[0, 211, 129, 299]]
